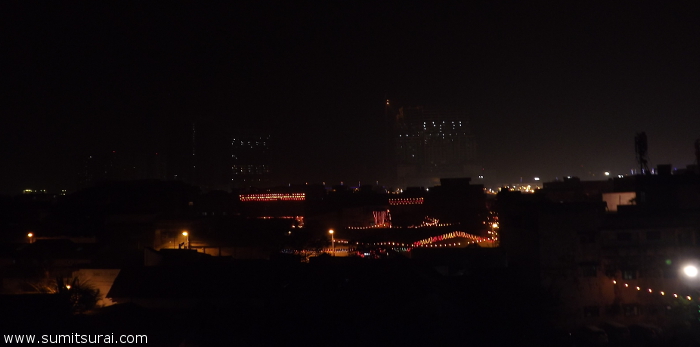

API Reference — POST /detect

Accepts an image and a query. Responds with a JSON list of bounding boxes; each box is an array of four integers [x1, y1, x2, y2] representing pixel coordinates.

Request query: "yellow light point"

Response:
[[624, 284, 629, 287], [636, 286, 641, 290], [27, 233, 33, 238], [674, 294, 678, 298], [688, 296, 692, 301], [661, 291, 665, 295], [182, 231, 188, 236], [648, 289, 652, 293], [65, 285, 71, 290], [612, 280, 616, 284]]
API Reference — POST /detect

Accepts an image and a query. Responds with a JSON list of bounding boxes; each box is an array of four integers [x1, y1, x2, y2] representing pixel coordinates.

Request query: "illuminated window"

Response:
[[240, 193, 306, 202], [388, 197, 424, 205]]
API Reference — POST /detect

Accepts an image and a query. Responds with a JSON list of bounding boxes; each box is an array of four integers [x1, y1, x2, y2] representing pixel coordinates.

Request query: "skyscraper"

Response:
[[394, 106, 478, 187], [231, 133, 271, 189], [77, 151, 168, 190]]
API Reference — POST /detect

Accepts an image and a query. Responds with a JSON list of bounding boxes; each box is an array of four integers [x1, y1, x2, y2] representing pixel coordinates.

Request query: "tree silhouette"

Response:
[[56, 277, 102, 314]]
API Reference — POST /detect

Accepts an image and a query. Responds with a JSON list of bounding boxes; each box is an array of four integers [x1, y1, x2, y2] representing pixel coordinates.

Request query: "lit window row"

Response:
[[389, 197, 424, 205], [239, 193, 306, 201]]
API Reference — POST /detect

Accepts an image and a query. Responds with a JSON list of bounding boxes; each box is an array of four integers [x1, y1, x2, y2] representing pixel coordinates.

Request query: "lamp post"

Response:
[[182, 231, 189, 249], [681, 264, 700, 321], [329, 229, 335, 256], [27, 232, 34, 244]]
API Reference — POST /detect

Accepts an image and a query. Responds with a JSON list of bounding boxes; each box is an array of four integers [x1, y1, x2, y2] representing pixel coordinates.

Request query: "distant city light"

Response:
[[604, 172, 610, 176], [389, 197, 424, 205], [618, 174, 624, 178], [240, 193, 305, 201], [534, 177, 540, 181]]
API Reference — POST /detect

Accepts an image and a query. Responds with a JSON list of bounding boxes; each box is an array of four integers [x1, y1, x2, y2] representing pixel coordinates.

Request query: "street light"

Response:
[[683, 265, 698, 278], [27, 232, 34, 244], [182, 231, 189, 249], [329, 229, 335, 256]]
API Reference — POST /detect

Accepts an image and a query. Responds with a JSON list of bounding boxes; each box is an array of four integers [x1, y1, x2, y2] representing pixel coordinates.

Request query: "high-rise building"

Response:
[[77, 151, 167, 190], [78, 151, 138, 189], [394, 106, 479, 187], [231, 133, 271, 188]]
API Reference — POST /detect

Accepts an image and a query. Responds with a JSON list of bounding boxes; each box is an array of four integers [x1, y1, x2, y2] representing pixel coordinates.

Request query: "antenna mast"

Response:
[[635, 132, 649, 174]]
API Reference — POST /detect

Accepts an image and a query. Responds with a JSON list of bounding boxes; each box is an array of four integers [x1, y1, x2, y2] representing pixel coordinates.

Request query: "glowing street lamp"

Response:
[[182, 231, 189, 249], [329, 229, 335, 256], [683, 265, 698, 278], [27, 232, 34, 244]]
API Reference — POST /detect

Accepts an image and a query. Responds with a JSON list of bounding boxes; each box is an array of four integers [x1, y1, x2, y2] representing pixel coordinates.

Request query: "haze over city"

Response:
[[3, 2, 699, 194], [5, 2, 700, 346]]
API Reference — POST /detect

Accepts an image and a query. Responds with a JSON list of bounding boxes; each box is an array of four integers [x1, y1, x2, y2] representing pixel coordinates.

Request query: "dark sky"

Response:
[[2, 1, 700, 194]]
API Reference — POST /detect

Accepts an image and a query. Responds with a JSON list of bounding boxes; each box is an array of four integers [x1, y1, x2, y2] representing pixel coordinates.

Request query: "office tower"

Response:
[[394, 106, 478, 187], [231, 133, 271, 188], [77, 151, 139, 189]]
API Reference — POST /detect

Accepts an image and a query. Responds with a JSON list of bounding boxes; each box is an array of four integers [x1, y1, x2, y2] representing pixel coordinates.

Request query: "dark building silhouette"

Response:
[[394, 106, 479, 187], [497, 167, 700, 331], [78, 151, 136, 189], [77, 151, 167, 190]]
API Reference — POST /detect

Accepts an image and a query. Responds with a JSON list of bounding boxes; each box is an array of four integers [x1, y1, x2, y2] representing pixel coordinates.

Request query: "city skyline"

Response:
[[3, 2, 700, 194]]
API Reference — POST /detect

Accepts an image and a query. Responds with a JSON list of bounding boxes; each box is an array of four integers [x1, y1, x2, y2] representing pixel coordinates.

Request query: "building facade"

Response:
[[231, 134, 271, 189], [394, 106, 478, 187], [498, 170, 700, 333]]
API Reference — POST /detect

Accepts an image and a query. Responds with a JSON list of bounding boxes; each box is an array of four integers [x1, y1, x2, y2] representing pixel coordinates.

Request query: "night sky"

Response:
[[3, 2, 700, 194]]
